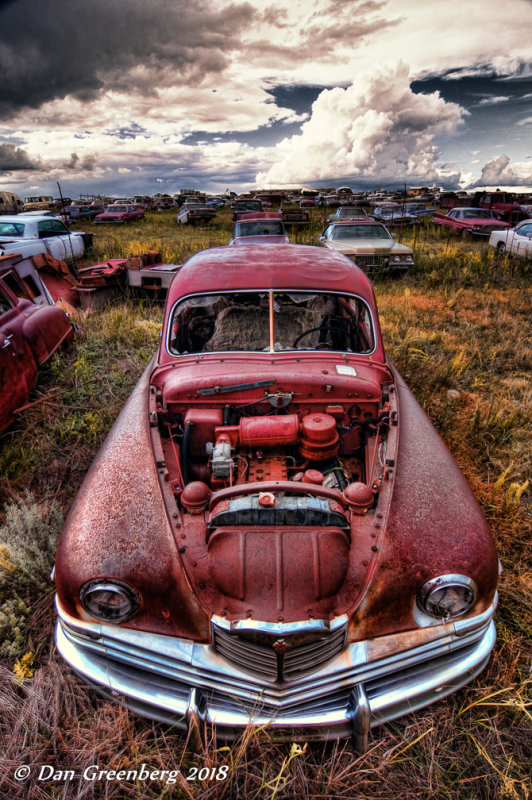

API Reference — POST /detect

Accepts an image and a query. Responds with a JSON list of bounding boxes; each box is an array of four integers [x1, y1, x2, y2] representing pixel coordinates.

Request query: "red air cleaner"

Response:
[[299, 413, 339, 461]]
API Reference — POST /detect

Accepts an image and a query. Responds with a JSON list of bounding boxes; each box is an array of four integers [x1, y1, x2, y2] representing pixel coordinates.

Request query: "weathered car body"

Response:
[[370, 208, 417, 227], [55, 245, 498, 748], [229, 213, 290, 246], [66, 204, 105, 222], [23, 195, 54, 211], [488, 219, 532, 258], [319, 220, 414, 273], [433, 208, 511, 238], [0, 191, 23, 215], [0, 263, 74, 434], [95, 204, 145, 224], [0, 215, 92, 261], [232, 199, 264, 221], [328, 207, 368, 222], [177, 204, 217, 225]]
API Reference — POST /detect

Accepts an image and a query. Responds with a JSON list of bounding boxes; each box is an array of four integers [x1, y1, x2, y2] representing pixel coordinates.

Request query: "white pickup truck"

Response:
[[0, 215, 92, 262]]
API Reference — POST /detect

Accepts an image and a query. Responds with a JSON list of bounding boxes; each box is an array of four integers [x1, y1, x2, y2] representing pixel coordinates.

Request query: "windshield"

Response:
[[109, 206, 129, 212], [329, 224, 390, 240], [461, 209, 496, 219], [337, 208, 366, 217], [234, 221, 285, 237], [0, 222, 25, 236], [169, 290, 374, 354]]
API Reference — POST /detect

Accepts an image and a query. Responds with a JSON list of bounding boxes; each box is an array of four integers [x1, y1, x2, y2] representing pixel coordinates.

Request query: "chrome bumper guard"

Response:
[[55, 598, 496, 748]]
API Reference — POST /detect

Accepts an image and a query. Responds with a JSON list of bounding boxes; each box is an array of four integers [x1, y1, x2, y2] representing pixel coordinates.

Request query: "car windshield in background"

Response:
[[462, 210, 496, 219], [234, 222, 285, 236], [169, 291, 374, 354], [330, 224, 391, 240], [0, 222, 25, 236]]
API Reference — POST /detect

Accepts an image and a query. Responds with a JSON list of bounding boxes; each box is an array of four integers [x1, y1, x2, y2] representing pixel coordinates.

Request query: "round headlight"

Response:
[[417, 574, 477, 619], [80, 580, 141, 623], [392, 255, 402, 262]]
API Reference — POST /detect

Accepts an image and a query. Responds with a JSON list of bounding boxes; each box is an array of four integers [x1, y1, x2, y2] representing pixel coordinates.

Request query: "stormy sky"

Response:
[[0, 0, 531, 198]]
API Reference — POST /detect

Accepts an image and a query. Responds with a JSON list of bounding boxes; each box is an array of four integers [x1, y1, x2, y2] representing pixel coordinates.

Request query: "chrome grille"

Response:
[[212, 622, 347, 681], [351, 254, 388, 268]]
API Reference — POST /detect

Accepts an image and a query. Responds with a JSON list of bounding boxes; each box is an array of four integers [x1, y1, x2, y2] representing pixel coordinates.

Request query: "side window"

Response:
[[517, 225, 532, 237], [2, 271, 31, 301], [0, 288, 14, 316], [38, 219, 68, 238]]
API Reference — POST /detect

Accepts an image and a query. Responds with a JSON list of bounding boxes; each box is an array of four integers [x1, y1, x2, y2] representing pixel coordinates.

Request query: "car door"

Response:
[[0, 283, 38, 432], [512, 223, 532, 256], [38, 219, 82, 259]]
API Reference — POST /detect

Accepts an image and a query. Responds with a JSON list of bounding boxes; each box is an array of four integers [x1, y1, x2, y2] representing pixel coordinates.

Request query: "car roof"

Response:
[[166, 244, 376, 306], [0, 214, 37, 223], [328, 219, 383, 226]]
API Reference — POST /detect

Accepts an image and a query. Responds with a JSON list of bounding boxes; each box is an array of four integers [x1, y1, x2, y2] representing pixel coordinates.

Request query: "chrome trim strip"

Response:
[[212, 613, 348, 636], [55, 597, 497, 745]]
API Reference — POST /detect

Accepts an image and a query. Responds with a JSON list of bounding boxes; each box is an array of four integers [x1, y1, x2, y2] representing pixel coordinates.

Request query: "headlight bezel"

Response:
[[80, 579, 141, 623], [417, 574, 477, 620]]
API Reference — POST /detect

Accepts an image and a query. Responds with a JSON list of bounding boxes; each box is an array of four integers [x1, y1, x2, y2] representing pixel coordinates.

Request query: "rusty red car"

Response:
[[433, 207, 510, 239], [0, 260, 74, 434], [55, 244, 498, 749], [94, 204, 145, 224]]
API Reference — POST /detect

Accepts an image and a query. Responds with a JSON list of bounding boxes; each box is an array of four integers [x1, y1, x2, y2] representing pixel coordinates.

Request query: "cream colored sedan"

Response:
[[489, 220, 532, 258], [318, 220, 414, 273]]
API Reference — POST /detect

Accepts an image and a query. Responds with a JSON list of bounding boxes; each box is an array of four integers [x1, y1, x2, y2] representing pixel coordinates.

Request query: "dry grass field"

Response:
[[0, 208, 530, 800]]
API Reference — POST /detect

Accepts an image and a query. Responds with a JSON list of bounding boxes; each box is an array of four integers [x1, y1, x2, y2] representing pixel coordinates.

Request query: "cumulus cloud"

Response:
[[256, 62, 465, 186], [0, 143, 41, 172], [472, 154, 532, 187]]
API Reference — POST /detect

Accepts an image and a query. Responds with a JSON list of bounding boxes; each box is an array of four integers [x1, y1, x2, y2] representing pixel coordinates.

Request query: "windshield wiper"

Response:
[[198, 379, 276, 396]]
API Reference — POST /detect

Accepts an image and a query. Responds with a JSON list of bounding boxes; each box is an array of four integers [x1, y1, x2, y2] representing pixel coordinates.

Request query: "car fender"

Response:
[[55, 362, 211, 641], [350, 365, 498, 639]]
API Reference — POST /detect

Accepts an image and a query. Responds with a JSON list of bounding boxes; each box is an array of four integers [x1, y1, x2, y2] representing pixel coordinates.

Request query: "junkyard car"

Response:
[[229, 213, 290, 245], [371, 206, 417, 226], [433, 208, 510, 238], [328, 207, 368, 222], [319, 220, 414, 273], [66, 204, 105, 223], [0, 263, 74, 434], [177, 204, 217, 225], [95, 204, 145, 224], [55, 244, 497, 748], [232, 199, 263, 221], [488, 219, 532, 258], [0, 215, 92, 261]]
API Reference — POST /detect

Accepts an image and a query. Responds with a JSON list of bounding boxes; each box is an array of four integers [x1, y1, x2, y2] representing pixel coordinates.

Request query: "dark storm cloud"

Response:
[[0, 143, 41, 171], [66, 152, 97, 171], [0, 0, 256, 119]]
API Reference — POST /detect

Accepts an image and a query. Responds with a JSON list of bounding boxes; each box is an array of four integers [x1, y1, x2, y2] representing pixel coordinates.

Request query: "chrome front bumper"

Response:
[[55, 598, 496, 748]]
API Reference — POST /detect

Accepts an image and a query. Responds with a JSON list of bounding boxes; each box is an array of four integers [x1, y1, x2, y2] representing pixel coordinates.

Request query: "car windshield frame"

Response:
[[327, 223, 391, 241], [234, 221, 286, 237], [167, 289, 376, 356]]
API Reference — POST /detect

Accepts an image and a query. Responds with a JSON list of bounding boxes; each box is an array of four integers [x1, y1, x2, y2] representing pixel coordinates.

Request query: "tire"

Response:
[[497, 241, 507, 255], [461, 229, 473, 241]]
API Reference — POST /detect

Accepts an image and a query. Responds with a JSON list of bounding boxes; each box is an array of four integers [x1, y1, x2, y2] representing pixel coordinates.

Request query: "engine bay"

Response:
[[157, 383, 392, 512]]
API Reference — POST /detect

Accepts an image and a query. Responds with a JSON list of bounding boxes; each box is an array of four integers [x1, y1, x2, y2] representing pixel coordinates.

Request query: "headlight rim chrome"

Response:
[[417, 574, 477, 620], [80, 579, 141, 623]]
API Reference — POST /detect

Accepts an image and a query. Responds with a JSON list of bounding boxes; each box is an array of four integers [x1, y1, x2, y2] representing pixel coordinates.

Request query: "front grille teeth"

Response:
[[212, 622, 347, 682]]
